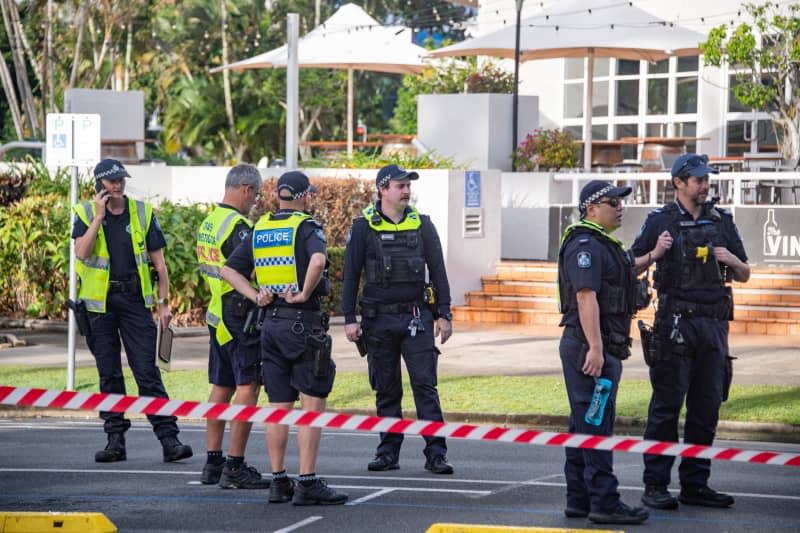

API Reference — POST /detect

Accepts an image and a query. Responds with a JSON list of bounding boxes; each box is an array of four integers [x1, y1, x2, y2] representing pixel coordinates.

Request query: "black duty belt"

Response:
[[360, 300, 421, 317], [668, 297, 731, 321], [266, 306, 324, 327], [563, 325, 632, 360], [108, 278, 138, 294]]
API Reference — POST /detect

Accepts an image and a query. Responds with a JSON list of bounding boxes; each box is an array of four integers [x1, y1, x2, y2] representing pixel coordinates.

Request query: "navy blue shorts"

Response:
[[208, 326, 261, 387], [260, 318, 336, 403]]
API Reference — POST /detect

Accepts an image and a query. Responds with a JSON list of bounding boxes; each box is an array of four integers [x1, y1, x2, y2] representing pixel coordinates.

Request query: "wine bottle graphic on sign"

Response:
[[763, 209, 779, 257]]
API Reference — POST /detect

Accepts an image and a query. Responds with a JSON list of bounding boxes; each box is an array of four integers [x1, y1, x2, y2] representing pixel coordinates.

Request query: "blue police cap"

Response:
[[93, 158, 130, 181], [376, 164, 419, 188], [671, 153, 719, 179], [277, 170, 317, 200], [579, 179, 632, 213]]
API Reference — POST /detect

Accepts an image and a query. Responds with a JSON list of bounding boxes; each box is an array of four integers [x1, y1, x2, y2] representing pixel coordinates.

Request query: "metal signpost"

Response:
[[45, 113, 101, 391]]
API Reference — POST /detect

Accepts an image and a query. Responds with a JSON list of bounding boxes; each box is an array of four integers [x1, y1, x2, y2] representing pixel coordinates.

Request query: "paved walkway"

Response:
[[1, 320, 798, 386]]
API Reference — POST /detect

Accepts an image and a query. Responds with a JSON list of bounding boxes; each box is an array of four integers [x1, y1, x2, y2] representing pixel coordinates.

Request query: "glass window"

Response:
[[646, 123, 667, 137], [675, 76, 698, 113], [615, 124, 639, 159], [592, 80, 609, 117], [564, 83, 583, 118], [616, 79, 639, 115], [677, 56, 699, 72], [756, 120, 779, 152], [676, 122, 697, 152], [564, 125, 582, 139], [648, 59, 668, 74], [592, 58, 609, 77], [592, 124, 608, 141], [728, 76, 749, 112], [617, 59, 640, 75], [647, 78, 668, 114], [726, 121, 749, 155], [565, 58, 583, 80]]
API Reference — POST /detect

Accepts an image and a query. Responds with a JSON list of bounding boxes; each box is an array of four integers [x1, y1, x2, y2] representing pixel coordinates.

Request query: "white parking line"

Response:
[[346, 488, 395, 505], [271, 516, 322, 533]]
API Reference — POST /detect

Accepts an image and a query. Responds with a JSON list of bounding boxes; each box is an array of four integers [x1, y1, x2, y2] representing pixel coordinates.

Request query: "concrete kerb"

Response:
[[1, 318, 798, 444]]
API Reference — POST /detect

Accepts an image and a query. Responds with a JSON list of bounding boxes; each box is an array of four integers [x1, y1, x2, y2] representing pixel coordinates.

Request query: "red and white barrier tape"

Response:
[[2, 385, 798, 468]]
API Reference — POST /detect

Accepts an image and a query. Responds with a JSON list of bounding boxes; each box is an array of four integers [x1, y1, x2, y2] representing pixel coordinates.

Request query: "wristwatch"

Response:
[[442, 311, 453, 321], [157, 298, 169, 306]]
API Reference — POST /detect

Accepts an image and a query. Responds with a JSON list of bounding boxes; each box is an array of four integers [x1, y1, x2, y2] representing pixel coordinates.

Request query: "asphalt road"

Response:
[[1, 419, 798, 532]]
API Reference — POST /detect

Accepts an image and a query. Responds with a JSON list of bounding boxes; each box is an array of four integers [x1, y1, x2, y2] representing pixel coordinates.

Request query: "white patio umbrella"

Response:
[[211, 3, 428, 157], [431, 0, 705, 171]]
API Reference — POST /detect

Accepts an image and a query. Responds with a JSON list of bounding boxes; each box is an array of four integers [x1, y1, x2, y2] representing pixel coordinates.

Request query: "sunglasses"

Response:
[[592, 197, 624, 208]]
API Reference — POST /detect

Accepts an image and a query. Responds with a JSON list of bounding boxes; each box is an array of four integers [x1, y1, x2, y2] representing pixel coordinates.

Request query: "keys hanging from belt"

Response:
[[408, 305, 424, 337], [670, 313, 684, 344]]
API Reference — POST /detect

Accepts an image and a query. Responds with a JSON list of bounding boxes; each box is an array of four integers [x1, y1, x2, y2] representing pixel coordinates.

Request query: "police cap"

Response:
[[671, 153, 719, 179], [93, 158, 130, 181], [376, 164, 419, 188], [579, 179, 632, 215], [277, 170, 317, 200]]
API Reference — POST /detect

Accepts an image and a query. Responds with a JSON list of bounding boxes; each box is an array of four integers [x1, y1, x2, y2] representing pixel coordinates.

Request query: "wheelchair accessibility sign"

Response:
[[465, 171, 481, 208]]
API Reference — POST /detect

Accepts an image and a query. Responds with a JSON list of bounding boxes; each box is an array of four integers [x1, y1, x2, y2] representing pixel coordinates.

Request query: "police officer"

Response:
[[221, 170, 348, 506], [557, 180, 648, 525], [196, 164, 270, 489], [343, 164, 454, 475], [72, 159, 192, 463], [633, 154, 749, 510]]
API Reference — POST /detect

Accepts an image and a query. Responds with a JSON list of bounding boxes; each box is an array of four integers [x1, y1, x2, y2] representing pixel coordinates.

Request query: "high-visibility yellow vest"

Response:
[[196, 205, 253, 345], [73, 198, 155, 313], [362, 203, 422, 233], [252, 211, 310, 293]]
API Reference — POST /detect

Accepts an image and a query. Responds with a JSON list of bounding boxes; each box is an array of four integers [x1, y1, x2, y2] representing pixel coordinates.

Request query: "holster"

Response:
[[723, 355, 736, 402], [355, 335, 368, 357], [243, 307, 266, 336], [564, 326, 631, 360], [67, 299, 92, 337], [637, 320, 660, 366], [305, 332, 332, 377], [226, 292, 253, 319]]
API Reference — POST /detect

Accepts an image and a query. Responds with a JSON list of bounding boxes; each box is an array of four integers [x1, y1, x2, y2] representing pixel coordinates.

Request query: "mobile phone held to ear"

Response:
[[95, 181, 110, 202]]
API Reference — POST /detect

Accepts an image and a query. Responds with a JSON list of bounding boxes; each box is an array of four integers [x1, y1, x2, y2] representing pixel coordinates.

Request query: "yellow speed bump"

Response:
[[426, 524, 623, 533], [0, 512, 117, 533]]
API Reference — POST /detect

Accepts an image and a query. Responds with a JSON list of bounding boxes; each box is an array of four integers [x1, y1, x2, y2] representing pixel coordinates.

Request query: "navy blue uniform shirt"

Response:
[[342, 203, 452, 324], [560, 231, 630, 336], [225, 209, 326, 311], [72, 197, 166, 280], [631, 200, 747, 303]]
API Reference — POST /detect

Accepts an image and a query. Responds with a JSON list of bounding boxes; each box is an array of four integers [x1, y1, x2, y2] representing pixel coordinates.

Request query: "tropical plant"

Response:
[[700, 2, 800, 162], [512, 129, 579, 171], [390, 57, 515, 134]]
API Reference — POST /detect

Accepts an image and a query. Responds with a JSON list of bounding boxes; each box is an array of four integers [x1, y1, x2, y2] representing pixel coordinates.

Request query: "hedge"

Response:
[[0, 171, 374, 322]]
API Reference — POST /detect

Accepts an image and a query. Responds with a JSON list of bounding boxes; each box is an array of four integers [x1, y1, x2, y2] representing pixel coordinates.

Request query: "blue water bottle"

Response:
[[584, 377, 613, 426]]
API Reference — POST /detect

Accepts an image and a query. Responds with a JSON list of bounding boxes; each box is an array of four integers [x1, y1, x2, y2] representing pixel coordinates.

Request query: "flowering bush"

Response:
[[512, 129, 579, 171]]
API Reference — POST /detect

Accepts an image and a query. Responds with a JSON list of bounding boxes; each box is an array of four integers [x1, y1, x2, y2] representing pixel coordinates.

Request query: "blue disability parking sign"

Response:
[[465, 171, 481, 207]]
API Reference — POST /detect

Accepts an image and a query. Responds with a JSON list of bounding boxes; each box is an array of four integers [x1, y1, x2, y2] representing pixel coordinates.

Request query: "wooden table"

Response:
[[576, 140, 637, 168], [743, 152, 784, 171]]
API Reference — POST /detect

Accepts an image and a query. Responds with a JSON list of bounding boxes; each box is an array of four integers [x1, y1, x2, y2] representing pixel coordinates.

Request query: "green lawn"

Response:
[[1, 366, 798, 425]]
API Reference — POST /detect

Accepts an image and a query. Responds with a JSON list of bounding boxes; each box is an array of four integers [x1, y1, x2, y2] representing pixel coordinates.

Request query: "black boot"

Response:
[[95, 433, 126, 463], [160, 436, 193, 462]]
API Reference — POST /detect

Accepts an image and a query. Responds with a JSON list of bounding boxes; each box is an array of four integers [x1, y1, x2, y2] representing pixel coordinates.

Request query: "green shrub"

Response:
[[0, 193, 71, 319], [153, 201, 212, 319], [512, 129, 579, 171]]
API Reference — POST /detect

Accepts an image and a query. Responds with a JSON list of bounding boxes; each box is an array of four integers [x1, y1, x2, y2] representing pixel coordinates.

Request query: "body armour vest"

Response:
[[252, 211, 311, 293], [653, 203, 726, 293], [197, 206, 253, 345], [73, 198, 154, 313], [557, 219, 635, 319], [362, 204, 426, 286]]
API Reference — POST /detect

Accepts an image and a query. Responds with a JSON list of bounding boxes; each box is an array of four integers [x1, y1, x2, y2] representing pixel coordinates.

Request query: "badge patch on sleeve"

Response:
[[577, 251, 592, 269]]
